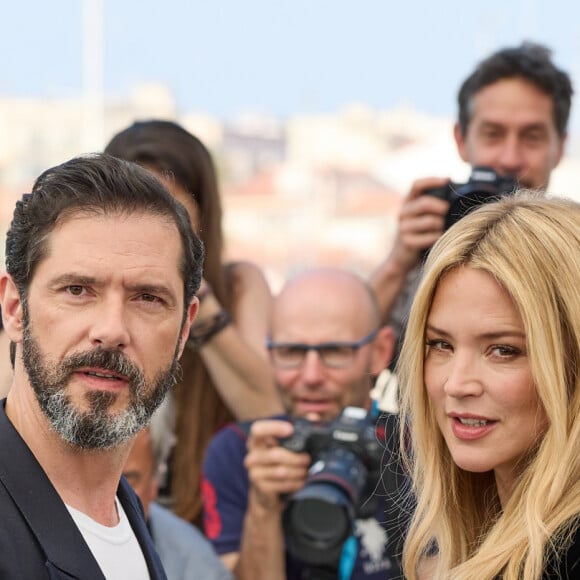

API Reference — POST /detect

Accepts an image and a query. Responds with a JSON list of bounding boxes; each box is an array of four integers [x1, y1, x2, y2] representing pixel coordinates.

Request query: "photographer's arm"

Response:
[[234, 420, 310, 580], [370, 178, 449, 324]]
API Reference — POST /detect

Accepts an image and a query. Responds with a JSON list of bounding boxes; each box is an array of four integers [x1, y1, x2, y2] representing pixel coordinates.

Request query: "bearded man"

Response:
[[0, 153, 203, 579]]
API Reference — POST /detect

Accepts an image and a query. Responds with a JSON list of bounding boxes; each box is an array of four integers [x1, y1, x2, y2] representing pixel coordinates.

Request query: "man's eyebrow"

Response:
[[49, 273, 97, 287], [477, 121, 510, 132], [479, 120, 549, 132], [520, 123, 550, 133]]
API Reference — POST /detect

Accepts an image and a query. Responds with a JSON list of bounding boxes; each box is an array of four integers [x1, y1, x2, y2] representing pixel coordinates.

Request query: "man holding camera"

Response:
[[202, 268, 402, 579], [370, 42, 573, 350]]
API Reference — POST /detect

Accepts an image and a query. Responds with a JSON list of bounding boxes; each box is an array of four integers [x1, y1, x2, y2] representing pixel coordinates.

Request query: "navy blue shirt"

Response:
[[202, 415, 403, 579]]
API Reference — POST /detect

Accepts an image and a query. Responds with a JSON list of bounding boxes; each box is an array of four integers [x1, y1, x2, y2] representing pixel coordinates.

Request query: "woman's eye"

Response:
[[425, 339, 451, 351], [490, 345, 520, 357]]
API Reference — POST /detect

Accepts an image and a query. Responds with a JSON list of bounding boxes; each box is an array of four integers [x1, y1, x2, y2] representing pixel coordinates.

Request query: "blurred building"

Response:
[[1, 84, 579, 281]]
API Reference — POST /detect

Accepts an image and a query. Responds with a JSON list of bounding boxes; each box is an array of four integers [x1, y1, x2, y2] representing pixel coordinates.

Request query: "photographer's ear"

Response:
[[454, 123, 470, 163], [0, 273, 24, 343], [369, 326, 395, 376]]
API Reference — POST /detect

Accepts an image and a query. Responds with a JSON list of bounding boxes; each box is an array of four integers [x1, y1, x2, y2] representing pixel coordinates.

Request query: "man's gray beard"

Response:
[[22, 322, 180, 450]]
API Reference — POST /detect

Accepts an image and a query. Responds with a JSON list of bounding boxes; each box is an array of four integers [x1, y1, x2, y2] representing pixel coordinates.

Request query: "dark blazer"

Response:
[[0, 399, 167, 579], [544, 522, 580, 579]]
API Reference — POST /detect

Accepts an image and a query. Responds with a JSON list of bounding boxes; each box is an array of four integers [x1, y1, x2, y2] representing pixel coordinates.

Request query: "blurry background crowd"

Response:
[[2, 0, 580, 289]]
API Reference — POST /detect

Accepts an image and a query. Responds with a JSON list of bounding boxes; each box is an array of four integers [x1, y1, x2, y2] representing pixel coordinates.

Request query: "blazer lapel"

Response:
[[118, 477, 167, 580], [0, 401, 105, 580]]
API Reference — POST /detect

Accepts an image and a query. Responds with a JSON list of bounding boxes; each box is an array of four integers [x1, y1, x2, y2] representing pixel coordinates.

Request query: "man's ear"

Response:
[[177, 297, 199, 359], [453, 122, 469, 163], [369, 326, 395, 376], [0, 273, 24, 343]]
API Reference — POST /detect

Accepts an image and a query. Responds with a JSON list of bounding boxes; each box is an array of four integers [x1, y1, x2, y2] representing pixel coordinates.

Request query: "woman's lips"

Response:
[[449, 413, 498, 440]]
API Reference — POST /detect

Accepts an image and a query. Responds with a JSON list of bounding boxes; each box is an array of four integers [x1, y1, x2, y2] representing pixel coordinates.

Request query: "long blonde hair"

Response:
[[398, 193, 580, 579]]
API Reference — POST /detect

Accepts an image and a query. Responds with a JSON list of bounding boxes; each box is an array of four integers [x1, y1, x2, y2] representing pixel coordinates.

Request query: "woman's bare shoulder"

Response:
[[226, 261, 271, 298], [227, 260, 268, 282]]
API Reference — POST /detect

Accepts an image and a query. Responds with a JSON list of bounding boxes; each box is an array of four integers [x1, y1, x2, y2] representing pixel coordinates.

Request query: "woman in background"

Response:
[[398, 193, 579, 579], [106, 121, 282, 527]]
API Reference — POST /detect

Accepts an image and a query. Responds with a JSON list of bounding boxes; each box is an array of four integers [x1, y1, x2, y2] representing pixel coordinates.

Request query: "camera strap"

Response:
[[338, 534, 357, 579]]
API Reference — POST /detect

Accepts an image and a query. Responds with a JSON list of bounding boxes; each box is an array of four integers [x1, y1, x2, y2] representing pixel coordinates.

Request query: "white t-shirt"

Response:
[[66, 498, 150, 580]]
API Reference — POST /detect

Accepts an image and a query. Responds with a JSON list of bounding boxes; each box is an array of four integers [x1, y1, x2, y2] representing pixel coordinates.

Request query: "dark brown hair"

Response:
[[457, 42, 573, 137]]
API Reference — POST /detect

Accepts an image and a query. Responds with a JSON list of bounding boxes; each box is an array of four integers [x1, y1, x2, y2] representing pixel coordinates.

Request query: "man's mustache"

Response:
[[59, 348, 145, 389]]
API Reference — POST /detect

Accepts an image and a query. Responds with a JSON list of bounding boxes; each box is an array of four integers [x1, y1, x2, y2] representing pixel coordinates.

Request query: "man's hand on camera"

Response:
[[391, 177, 451, 272], [237, 419, 311, 579], [370, 176, 451, 324], [245, 419, 311, 513]]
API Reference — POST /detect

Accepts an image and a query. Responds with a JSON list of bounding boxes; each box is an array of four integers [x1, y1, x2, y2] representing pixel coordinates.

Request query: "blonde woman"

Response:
[[398, 193, 580, 579]]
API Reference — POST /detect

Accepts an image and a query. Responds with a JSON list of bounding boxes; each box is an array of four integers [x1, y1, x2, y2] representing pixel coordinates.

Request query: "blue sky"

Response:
[[2, 0, 579, 130]]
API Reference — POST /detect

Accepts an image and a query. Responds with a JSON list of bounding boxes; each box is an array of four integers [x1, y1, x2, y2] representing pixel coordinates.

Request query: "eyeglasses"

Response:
[[267, 330, 378, 369]]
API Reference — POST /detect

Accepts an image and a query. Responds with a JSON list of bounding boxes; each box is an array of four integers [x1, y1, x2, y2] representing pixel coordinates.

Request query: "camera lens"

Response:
[[284, 483, 354, 566], [288, 485, 351, 542], [283, 447, 368, 566]]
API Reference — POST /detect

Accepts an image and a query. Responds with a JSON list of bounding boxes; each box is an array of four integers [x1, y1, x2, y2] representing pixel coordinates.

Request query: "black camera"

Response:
[[424, 166, 517, 231], [280, 407, 384, 568]]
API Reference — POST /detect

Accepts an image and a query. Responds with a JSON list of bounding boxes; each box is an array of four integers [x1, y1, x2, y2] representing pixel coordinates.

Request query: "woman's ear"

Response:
[[0, 274, 24, 343], [369, 326, 395, 376]]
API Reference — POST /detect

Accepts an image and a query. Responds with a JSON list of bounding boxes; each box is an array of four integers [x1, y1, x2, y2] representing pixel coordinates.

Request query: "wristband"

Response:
[[188, 310, 231, 350]]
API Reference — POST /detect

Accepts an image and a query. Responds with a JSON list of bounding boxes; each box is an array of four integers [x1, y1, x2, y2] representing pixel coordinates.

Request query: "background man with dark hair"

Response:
[[370, 41, 574, 354], [0, 153, 203, 579]]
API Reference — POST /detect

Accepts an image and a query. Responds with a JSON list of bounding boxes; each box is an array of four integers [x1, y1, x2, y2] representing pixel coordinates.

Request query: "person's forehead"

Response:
[[48, 209, 182, 250], [469, 77, 556, 126], [35, 212, 184, 287], [272, 280, 373, 341]]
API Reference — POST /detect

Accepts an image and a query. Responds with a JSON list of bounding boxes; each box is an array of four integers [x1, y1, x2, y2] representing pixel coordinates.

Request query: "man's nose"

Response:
[[88, 298, 130, 350], [497, 135, 524, 175], [301, 349, 325, 384]]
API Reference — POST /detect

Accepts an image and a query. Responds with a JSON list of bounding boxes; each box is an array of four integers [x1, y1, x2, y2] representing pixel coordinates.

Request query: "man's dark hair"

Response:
[[457, 42, 573, 137], [5, 153, 204, 308]]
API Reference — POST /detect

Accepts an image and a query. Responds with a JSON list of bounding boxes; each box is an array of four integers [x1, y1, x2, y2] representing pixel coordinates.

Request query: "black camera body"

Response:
[[424, 166, 517, 231], [280, 406, 384, 568]]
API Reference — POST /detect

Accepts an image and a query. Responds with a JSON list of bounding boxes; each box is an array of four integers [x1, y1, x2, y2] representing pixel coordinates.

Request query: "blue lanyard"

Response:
[[338, 403, 381, 580], [338, 534, 357, 580]]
